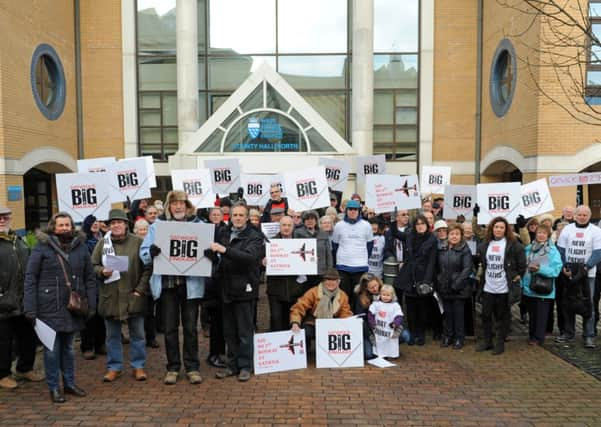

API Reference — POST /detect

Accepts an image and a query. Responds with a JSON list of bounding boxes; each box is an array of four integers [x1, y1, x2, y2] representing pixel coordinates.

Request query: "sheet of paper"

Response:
[[367, 357, 397, 368], [105, 255, 129, 272], [34, 319, 56, 351]]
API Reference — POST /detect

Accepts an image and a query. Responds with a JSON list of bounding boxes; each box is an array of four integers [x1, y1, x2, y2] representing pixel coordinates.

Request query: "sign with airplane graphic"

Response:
[[266, 238, 318, 276], [254, 330, 307, 375]]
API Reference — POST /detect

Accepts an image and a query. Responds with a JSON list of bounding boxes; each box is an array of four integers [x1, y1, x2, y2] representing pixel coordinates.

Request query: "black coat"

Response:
[[215, 223, 264, 303], [391, 228, 437, 297], [24, 232, 96, 333], [435, 241, 473, 299], [0, 232, 30, 319]]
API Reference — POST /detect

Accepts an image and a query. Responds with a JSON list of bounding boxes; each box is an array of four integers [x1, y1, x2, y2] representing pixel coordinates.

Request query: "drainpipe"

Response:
[[475, 0, 483, 184], [74, 0, 84, 159]]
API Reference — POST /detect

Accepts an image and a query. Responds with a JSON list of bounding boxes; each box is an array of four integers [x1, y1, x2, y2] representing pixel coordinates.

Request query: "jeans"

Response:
[[105, 315, 146, 371], [442, 299, 466, 340], [161, 286, 200, 372], [44, 332, 75, 391], [0, 315, 37, 378], [524, 295, 551, 344], [223, 300, 254, 372], [563, 277, 596, 338], [481, 292, 510, 344]]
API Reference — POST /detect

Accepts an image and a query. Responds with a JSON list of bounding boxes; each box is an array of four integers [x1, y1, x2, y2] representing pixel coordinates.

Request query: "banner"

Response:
[[56, 173, 111, 221], [421, 166, 451, 195], [240, 174, 272, 206], [318, 157, 350, 192], [261, 222, 280, 239], [316, 318, 364, 368], [204, 158, 241, 195], [254, 330, 307, 375], [520, 179, 555, 218], [549, 172, 601, 187], [107, 158, 152, 203], [77, 157, 116, 174], [476, 182, 522, 225], [355, 155, 386, 185], [152, 222, 214, 277], [266, 239, 318, 275], [365, 174, 421, 214], [123, 156, 157, 188], [443, 185, 476, 221], [171, 169, 216, 209], [283, 166, 329, 212]]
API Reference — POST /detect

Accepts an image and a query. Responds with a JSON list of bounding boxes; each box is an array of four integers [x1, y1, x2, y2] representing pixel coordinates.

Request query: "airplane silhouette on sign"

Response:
[[395, 180, 418, 197], [279, 335, 304, 355], [291, 243, 315, 261]]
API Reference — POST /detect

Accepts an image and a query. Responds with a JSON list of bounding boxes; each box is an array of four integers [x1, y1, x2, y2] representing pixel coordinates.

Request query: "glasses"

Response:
[[293, 215, 301, 219], [0, 215, 11, 222]]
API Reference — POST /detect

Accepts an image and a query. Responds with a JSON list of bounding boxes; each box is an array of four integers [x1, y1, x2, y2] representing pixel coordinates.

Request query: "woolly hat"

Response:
[[164, 190, 195, 220], [346, 200, 361, 210], [433, 219, 449, 231]]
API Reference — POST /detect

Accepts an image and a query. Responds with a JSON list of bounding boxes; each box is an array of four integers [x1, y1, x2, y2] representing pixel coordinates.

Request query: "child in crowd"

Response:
[[368, 285, 404, 359], [354, 273, 382, 360]]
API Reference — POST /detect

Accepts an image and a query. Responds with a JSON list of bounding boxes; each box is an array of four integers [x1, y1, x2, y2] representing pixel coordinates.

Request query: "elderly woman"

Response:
[[133, 219, 149, 238]]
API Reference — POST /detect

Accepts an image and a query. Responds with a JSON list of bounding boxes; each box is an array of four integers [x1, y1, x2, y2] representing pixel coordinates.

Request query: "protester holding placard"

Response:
[[24, 212, 96, 403], [260, 184, 289, 223], [368, 285, 404, 359], [293, 210, 333, 284], [475, 217, 527, 355], [367, 219, 386, 279], [140, 190, 206, 386]]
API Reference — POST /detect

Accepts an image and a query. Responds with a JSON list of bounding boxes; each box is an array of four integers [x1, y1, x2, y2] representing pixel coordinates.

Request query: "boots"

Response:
[[492, 339, 505, 355]]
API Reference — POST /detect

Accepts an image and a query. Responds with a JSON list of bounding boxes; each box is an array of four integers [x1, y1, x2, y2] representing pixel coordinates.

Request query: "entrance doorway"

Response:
[[24, 168, 52, 231]]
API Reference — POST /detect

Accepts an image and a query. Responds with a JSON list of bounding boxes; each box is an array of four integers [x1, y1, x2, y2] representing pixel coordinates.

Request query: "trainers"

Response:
[[237, 370, 251, 382], [554, 334, 575, 343], [163, 371, 179, 385], [215, 368, 237, 379], [0, 375, 17, 389], [14, 370, 45, 382], [186, 371, 203, 384], [584, 337, 596, 349]]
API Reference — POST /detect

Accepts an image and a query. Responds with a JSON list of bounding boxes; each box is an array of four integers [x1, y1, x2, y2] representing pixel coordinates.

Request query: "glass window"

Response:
[[374, 54, 418, 89], [140, 111, 161, 126], [209, 0, 276, 54], [196, 129, 225, 152], [140, 93, 160, 108], [137, 0, 177, 53], [139, 58, 177, 90], [374, 92, 394, 125], [162, 93, 177, 126], [266, 84, 291, 112], [591, 2, 601, 17], [279, 56, 346, 89], [374, 0, 419, 52], [592, 24, 601, 62], [209, 56, 276, 89], [306, 128, 335, 151], [587, 71, 601, 86], [140, 128, 161, 144], [300, 92, 346, 138], [395, 90, 418, 107], [278, 0, 347, 53], [395, 107, 417, 125]]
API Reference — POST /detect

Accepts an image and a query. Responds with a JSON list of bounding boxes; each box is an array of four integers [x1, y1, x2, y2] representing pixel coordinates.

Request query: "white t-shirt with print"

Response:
[[332, 219, 374, 268], [368, 235, 386, 278], [558, 223, 601, 277], [484, 238, 508, 294], [369, 300, 403, 358]]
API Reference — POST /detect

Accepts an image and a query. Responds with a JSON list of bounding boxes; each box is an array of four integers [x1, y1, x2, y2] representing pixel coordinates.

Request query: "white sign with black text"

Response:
[[56, 173, 111, 221], [421, 166, 451, 195], [318, 157, 350, 192], [476, 182, 522, 225], [355, 155, 386, 185], [253, 330, 307, 375], [171, 169, 216, 209], [365, 174, 421, 213], [107, 158, 152, 203], [204, 158, 241, 195], [520, 179, 555, 218], [266, 238, 318, 276], [283, 166, 329, 212], [240, 174, 272, 206], [316, 318, 364, 369], [77, 157, 116, 174], [443, 185, 476, 221]]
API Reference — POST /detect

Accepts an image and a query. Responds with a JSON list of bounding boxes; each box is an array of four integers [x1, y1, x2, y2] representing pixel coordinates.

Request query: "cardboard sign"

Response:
[[205, 158, 241, 195], [520, 179, 555, 218], [171, 169, 216, 209], [443, 185, 476, 221], [254, 330, 307, 375], [421, 166, 451, 195], [283, 166, 329, 212], [355, 155, 386, 185], [56, 173, 111, 221], [107, 158, 152, 203], [318, 157, 350, 192], [266, 239, 318, 275], [153, 222, 214, 277], [548, 172, 601, 187], [77, 157, 116, 174], [476, 182, 522, 225], [365, 174, 421, 214], [315, 318, 364, 369], [123, 156, 157, 188], [261, 222, 280, 239], [240, 174, 272, 206]]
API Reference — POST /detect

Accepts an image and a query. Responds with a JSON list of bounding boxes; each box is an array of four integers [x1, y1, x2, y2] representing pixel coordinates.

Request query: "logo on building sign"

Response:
[[248, 118, 261, 139], [247, 117, 283, 140]]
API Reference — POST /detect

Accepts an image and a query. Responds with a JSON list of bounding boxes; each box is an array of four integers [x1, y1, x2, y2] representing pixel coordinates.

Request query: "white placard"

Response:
[[318, 157, 350, 192], [240, 174, 272, 206], [421, 166, 451, 195], [520, 179, 555, 218], [548, 172, 601, 188], [205, 158, 241, 195], [261, 222, 280, 239], [269, 174, 286, 197], [77, 157, 116, 173], [283, 166, 329, 212], [443, 185, 476, 221], [355, 155, 386, 185], [266, 239, 318, 275], [122, 156, 157, 188], [107, 158, 152, 203], [254, 330, 307, 375], [56, 172, 111, 221], [476, 182, 522, 225], [316, 318, 364, 368], [171, 169, 216, 209], [152, 222, 214, 277], [365, 174, 421, 214]]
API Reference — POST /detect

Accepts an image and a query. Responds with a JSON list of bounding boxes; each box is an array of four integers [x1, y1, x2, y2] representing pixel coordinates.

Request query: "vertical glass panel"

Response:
[[209, 0, 276, 54], [196, 129, 225, 152], [374, 54, 418, 89], [199, 92, 207, 123], [395, 107, 417, 124], [137, 0, 176, 53], [198, 0, 207, 53], [306, 128, 335, 151], [588, 71, 601, 86], [162, 93, 177, 126], [374, 92, 393, 125], [301, 92, 346, 138], [139, 58, 176, 90], [374, 0, 419, 52], [139, 93, 160, 108], [395, 90, 418, 107], [590, 2, 601, 16], [396, 126, 418, 142], [266, 84, 290, 111], [141, 145, 163, 161], [279, 56, 347, 89], [209, 56, 276, 89], [140, 128, 161, 143], [592, 24, 601, 62], [373, 128, 393, 143], [240, 84, 263, 112], [140, 111, 161, 126], [210, 93, 231, 114], [278, 0, 347, 53], [164, 128, 178, 143]]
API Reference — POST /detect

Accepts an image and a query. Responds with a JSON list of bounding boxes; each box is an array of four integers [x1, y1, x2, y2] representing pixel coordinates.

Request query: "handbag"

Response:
[[415, 282, 434, 297], [56, 255, 89, 317], [530, 274, 553, 295], [0, 288, 19, 312]]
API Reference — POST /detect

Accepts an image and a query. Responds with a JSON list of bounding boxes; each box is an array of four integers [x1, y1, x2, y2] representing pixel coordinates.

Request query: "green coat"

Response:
[[91, 233, 151, 320]]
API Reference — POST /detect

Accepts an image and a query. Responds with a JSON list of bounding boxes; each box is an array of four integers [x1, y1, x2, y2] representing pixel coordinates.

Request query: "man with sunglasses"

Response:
[[260, 184, 289, 223]]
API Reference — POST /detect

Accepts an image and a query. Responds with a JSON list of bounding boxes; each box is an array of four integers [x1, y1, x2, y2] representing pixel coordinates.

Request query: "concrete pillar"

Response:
[[176, 0, 199, 147], [351, 0, 374, 156]]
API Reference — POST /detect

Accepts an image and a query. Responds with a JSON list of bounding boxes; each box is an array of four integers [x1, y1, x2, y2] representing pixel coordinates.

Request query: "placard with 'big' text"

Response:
[[316, 318, 364, 369], [421, 166, 451, 195], [318, 157, 350, 192], [443, 185, 476, 221], [171, 169, 216, 209], [107, 158, 152, 203], [476, 182, 522, 225], [355, 155, 386, 185], [240, 174, 272, 206], [283, 166, 329, 212], [520, 179, 554, 218], [56, 173, 111, 221], [204, 158, 241, 195]]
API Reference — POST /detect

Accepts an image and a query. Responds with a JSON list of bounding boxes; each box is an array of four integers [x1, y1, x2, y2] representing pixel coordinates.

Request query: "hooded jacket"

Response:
[[0, 231, 30, 319]]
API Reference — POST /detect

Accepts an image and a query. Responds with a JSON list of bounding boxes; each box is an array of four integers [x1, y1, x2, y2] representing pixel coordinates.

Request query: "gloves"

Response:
[[149, 244, 161, 258], [515, 214, 527, 229], [368, 332, 376, 347], [203, 248, 214, 258], [472, 203, 480, 217], [391, 325, 404, 339], [24, 313, 36, 327]]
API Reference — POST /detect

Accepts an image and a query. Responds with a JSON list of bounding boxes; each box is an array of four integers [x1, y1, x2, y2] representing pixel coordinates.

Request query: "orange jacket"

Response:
[[289, 283, 353, 327]]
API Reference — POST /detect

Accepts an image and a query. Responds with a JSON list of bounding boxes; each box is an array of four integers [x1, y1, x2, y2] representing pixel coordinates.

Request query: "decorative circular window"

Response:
[[490, 39, 517, 117], [30, 44, 66, 120]]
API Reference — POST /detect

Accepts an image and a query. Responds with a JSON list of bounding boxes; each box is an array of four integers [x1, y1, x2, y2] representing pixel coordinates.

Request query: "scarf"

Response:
[[527, 239, 551, 269], [314, 283, 340, 319], [102, 231, 121, 284]]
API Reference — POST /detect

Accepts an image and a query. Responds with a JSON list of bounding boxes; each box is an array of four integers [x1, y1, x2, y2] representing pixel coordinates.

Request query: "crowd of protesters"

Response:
[[1, 180, 600, 403]]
